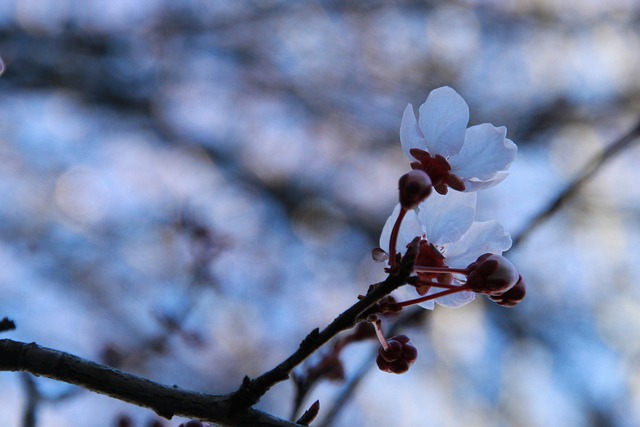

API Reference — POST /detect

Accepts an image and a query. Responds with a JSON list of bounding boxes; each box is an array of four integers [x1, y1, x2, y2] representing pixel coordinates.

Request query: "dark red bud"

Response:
[[376, 335, 418, 374], [399, 170, 432, 209], [490, 275, 526, 307], [466, 254, 519, 295]]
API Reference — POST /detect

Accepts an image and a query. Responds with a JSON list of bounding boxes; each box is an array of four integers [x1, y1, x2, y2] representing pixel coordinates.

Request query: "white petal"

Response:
[[444, 220, 512, 268], [417, 300, 436, 310], [448, 124, 517, 181], [417, 191, 477, 245], [400, 104, 426, 161], [379, 204, 423, 254], [407, 284, 475, 309], [417, 87, 469, 158], [435, 289, 476, 308], [393, 286, 435, 310], [462, 172, 509, 191]]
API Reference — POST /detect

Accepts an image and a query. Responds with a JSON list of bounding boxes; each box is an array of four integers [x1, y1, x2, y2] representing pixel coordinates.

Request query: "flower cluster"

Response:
[[372, 86, 524, 374]]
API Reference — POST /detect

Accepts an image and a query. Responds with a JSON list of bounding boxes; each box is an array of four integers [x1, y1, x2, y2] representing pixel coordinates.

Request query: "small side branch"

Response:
[[0, 317, 16, 333], [512, 118, 640, 248], [230, 239, 419, 409]]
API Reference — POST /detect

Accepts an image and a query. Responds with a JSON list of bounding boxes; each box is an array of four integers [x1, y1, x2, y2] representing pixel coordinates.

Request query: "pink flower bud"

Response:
[[376, 335, 418, 374], [466, 253, 519, 296], [489, 275, 526, 307], [399, 170, 432, 209]]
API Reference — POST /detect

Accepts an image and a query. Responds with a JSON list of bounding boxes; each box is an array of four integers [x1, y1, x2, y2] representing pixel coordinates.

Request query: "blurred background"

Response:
[[1, 1, 640, 426]]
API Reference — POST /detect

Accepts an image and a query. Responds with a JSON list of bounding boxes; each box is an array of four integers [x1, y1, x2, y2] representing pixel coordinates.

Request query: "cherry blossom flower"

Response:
[[379, 191, 512, 309], [400, 86, 517, 194]]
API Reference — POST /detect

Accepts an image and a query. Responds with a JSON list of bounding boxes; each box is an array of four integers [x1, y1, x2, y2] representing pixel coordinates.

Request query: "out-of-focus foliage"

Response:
[[1, 1, 639, 426]]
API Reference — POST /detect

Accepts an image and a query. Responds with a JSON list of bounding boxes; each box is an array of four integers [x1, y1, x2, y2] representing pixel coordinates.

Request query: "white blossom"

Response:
[[380, 191, 512, 309], [400, 86, 517, 193]]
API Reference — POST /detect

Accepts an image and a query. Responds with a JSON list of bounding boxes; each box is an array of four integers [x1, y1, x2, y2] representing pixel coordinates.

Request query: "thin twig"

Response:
[[230, 240, 419, 410], [511, 118, 640, 248], [0, 317, 16, 333], [21, 374, 39, 427]]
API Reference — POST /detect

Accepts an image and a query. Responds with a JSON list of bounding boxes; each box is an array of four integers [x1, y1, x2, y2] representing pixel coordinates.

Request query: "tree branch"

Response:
[[0, 340, 299, 427], [230, 239, 419, 409], [0, 241, 417, 426], [511, 118, 640, 247]]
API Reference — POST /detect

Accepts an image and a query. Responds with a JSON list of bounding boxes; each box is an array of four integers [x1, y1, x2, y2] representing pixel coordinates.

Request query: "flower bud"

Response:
[[489, 275, 526, 307], [399, 170, 432, 209], [466, 253, 519, 295], [376, 335, 418, 374]]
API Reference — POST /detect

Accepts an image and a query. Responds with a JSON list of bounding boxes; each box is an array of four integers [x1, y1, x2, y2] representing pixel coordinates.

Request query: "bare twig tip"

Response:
[[296, 400, 320, 425], [0, 317, 16, 333]]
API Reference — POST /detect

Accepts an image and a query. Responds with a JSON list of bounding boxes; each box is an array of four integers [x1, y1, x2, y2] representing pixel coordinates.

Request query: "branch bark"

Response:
[[0, 339, 299, 427], [230, 239, 418, 409], [0, 240, 417, 426]]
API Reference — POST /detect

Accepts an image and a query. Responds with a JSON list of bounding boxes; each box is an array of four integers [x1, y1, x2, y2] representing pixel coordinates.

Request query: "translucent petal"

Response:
[[400, 104, 425, 161], [462, 172, 509, 192], [417, 191, 476, 245], [393, 286, 435, 310], [444, 220, 512, 268], [417, 87, 469, 158], [407, 284, 475, 309], [448, 125, 517, 181], [435, 289, 476, 308], [379, 204, 424, 254], [417, 299, 436, 310]]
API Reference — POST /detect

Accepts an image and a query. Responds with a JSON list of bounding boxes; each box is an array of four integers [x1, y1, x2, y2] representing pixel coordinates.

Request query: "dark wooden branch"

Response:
[[230, 239, 419, 409], [0, 317, 16, 333], [0, 243, 416, 426], [0, 340, 300, 427]]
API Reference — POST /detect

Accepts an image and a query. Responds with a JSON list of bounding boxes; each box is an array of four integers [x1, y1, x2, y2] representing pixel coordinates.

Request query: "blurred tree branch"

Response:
[[230, 239, 418, 409], [0, 339, 298, 427], [511, 117, 640, 247]]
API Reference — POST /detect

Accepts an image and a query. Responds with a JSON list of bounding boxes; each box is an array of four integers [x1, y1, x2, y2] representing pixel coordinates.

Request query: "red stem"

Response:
[[388, 208, 407, 272], [413, 265, 469, 275]]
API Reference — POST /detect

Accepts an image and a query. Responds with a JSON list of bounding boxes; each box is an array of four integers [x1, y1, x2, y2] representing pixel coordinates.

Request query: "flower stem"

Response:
[[388, 208, 407, 273], [413, 265, 469, 275], [372, 319, 389, 351]]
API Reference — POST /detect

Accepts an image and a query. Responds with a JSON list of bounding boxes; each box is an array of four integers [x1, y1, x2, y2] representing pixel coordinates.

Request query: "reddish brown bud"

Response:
[[399, 170, 432, 209], [377, 295, 402, 314], [490, 275, 526, 307], [466, 253, 519, 295], [376, 335, 418, 374]]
